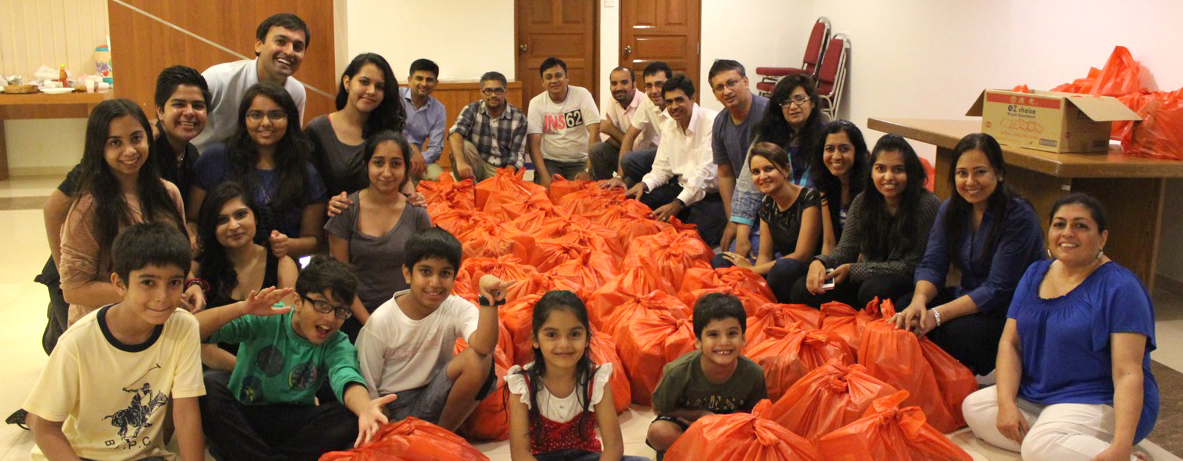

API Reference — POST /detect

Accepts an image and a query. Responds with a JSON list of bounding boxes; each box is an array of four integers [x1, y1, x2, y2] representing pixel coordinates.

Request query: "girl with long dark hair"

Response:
[[190, 82, 327, 259], [811, 120, 869, 254], [193, 181, 298, 370], [325, 131, 432, 341], [59, 99, 187, 323], [791, 134, 940, 308], [893, 133, 1044, 375]]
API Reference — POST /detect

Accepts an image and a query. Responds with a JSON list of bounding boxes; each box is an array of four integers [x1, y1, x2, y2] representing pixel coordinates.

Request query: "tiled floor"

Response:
[[0, 175, 1178, 461]]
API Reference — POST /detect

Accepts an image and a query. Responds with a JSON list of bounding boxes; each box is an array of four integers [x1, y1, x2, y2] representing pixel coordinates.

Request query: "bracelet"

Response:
[[478, 296, 506, 307], [185, 278, 210, 294], [932, 309, 942, 327], [673, 198, 686, 208]]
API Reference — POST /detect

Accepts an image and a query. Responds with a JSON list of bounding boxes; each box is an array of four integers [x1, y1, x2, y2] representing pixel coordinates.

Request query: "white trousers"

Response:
[[962, 386, 1139, 461]]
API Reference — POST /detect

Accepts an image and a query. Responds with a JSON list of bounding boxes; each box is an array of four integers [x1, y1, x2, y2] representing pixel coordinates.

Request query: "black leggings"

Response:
[[897, 288, 1007, 375], [789, 272, 913, 310]]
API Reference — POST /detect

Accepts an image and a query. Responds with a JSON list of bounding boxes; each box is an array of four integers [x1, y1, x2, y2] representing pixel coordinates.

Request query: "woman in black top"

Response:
[[193, 181, 298, 371], [716, 143, 822, 303]]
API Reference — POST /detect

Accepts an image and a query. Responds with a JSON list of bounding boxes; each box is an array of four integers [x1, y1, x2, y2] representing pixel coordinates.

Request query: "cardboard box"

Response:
[[966, 89, 1140, 153]]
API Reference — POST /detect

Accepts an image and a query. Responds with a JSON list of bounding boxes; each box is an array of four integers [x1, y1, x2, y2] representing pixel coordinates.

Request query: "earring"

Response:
[[1046, 248, 1053, 259], [1097, 249, 1104, 260]]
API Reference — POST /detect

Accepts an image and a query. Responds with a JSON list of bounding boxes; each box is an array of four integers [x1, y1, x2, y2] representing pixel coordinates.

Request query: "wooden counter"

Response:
[[869, 117, 1181, 289], [0, 91, 114, 180]]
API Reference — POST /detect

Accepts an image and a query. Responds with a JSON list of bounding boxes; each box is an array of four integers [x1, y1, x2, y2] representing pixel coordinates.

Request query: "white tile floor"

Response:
[[0, 175, 1177, 461]]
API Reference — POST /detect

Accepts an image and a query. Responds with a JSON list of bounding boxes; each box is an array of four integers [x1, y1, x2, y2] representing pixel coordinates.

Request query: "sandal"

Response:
[[6, 408, 28, 430]]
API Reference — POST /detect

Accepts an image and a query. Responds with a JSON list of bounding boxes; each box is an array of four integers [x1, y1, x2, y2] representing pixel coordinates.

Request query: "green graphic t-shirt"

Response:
[[650, 350, 768, 414], [209, 311, 365, 405]]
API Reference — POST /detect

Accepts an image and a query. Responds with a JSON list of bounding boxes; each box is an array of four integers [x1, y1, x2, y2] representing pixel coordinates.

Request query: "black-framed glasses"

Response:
[[482, 87, 506, 95], [302, 295, 352, 319], [779, 94, 811, 108], [246, 110, 288, 122]]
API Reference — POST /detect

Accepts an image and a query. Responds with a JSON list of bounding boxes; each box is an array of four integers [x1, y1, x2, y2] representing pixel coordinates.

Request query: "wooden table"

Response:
[[0, 91, 114, 180], [869, 117, 1183, 290]]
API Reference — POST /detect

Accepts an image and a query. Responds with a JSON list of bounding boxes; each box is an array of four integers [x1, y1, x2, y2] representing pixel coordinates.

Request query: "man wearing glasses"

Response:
[[195, 13, 311, 152], [708, 59, 769, 257], [447, 71, 528, 181]]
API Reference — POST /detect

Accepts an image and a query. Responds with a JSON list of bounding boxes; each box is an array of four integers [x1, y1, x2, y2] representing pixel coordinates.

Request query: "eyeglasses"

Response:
[[482, 87, 506, 95], [712, 79, 742, 92], [779, 95, 811, 108], [302, 295, 352, 319], [246, 110, 288, 122]]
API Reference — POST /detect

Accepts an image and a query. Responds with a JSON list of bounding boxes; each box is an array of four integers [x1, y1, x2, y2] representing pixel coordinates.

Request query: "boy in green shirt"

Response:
[[196, 256, 393, 461], [646, 293, 768, 459]]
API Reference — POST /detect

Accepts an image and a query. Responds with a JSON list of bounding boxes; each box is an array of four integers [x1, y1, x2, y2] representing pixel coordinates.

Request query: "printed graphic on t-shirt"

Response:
[[384, 333, 444, 362], [543, 110, 585, 134], [289, 362, 320, 390], [102, 364, 167, 449], [680, 394, 746, 413]]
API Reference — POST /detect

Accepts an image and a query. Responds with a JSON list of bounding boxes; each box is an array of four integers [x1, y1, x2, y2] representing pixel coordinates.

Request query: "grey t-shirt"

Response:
[[324, 192, 433, 311], [712, 94, 770, 173], [650, 349, 767, 415], [307, 115, 367, 196]]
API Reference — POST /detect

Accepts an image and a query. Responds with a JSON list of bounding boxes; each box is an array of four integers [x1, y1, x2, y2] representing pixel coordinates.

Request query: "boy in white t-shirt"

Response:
[[356, 227, 508, 431], [24, 223, 205, 461], [526, 56, 601, 187]]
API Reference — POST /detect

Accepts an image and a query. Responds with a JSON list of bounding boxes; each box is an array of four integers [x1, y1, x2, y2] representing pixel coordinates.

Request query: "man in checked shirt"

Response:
[[446, 71, 528, 181]]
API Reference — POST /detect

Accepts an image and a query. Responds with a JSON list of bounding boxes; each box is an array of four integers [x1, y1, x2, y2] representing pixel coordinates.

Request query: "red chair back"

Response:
[[817, 36, 846, 96], [802, 19, 830, 73]]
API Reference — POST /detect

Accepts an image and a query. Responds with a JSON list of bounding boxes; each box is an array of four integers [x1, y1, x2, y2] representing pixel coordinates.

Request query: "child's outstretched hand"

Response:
[[243, 287, 294, 317], [355, 394, 398, 448], [477, 274, 513, 305]]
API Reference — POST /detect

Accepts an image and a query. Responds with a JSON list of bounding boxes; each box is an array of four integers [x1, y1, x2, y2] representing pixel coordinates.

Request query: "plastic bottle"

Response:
[[94, 45, 113, 84], [58, 65, 68, 86]]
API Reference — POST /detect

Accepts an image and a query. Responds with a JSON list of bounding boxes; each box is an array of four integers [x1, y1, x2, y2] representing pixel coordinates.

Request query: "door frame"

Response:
[[618, 0, 702, 100], [513, 0, 600, 105]]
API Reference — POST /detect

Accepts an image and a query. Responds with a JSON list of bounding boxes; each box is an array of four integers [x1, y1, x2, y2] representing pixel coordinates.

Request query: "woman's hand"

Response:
[[996, 401, 1029, 445], [269, 231, 290, 259], [181, 284, 206, 313], [829, 264, 851, 286], [326, 192, 353, 218], [805, 260, 828, 295], [721, 252, 753, 269], [894, 298, 928, 333], [406, 192, 427, 207]]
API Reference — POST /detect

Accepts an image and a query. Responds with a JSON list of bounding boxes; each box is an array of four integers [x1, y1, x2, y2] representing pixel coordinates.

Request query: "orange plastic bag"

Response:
[[679, 267, 777, 306], [482, 189, 556, 221], [817, 391, 973, 461], [664, 400, 823, 461], [1122, 89, 1183, 161], [456, 256, 538, 301], [556, 186, 628, 215], [547, 175, 595, 204], [594, 289, 691, 338], [453, 337, 512, 441], [417, 174, 476, 211], [613, 312, 696, 406], [1089, 46, 1142, 97], [818, 297, 890, 352], [532, 216, 626, 261], [474, 168, 547, 209], [589, 332, 632, 414], [501, 294, 544, 365], [505, 271, 584, 301], [744, 328, 855, 401], [747, 303, 821, 346], [679, 287, 777, 317], [622, 227, 713, 291], [548, 252, 618, 291], [318, 417, 489, 461], [586, 266, 677, 329], [429, 207, 498, 239], [458, 222, 536, 262], [856, 319, 974, 433], [769, 361, 898, 444]]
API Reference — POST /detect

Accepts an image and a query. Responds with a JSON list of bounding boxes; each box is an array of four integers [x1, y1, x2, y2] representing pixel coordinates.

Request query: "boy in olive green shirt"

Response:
[[647, 293, 767, 458]]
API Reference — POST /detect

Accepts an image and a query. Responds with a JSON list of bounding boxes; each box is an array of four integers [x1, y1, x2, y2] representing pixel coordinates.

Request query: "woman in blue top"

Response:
[[962, 193, 1158, 461], [190, 82, 328, 259], [893, 133, 1044, 375]]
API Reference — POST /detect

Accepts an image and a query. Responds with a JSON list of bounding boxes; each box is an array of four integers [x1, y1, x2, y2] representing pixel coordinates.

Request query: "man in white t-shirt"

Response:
[[355, 228, 507, 432], [589, 66, 645, 180], [526, 57, 601, 187], [193, 13, 309, 152], [625, 74, 726, 246]]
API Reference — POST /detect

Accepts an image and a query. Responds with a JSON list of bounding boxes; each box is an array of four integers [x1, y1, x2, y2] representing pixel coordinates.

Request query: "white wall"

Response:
[[343, 0, 516, 81], [697, 0, 812, 111]]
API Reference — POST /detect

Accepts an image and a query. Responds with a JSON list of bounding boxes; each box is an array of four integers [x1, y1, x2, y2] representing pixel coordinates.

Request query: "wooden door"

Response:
[[515, 0, 599, 108], [620, 0, 701, 89]]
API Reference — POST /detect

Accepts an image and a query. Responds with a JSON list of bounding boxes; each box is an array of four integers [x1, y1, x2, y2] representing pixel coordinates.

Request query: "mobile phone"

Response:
[[821, 268, 836, 290]]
